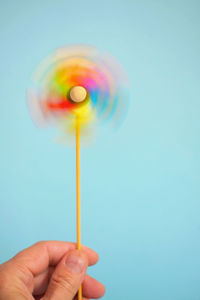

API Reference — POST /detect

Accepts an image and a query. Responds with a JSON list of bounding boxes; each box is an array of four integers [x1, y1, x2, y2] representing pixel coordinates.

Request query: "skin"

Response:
[[0, 241, 105, 300]]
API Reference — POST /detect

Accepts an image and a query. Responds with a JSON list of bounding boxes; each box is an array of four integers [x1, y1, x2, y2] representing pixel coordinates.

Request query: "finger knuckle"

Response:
[[51, 272, 76, 295]]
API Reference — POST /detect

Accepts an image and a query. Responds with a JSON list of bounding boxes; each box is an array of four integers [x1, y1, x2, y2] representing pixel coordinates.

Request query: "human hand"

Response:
[[0, 241, 105, 300]]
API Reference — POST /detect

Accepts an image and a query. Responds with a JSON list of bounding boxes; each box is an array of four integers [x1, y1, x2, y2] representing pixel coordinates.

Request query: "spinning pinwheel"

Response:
[[28, 45, 128, 300]]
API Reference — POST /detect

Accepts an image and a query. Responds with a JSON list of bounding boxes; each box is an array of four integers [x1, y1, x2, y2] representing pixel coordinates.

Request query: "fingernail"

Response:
[[65, 253, 85, 273]]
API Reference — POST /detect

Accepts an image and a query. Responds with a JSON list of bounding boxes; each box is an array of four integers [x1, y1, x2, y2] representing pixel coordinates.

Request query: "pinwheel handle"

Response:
[[76, 116, 82, 300]]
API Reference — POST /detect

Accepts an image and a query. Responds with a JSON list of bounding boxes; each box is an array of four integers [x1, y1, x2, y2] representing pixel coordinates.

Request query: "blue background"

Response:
[[1, 1, 200, 299]]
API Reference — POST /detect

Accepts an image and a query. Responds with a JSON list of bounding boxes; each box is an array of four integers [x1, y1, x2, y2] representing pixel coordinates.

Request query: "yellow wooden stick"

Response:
[[76, 117, 82, 300]]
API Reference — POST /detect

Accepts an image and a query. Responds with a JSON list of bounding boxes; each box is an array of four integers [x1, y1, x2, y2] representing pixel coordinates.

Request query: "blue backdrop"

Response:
[[1, 1, 200, 299]]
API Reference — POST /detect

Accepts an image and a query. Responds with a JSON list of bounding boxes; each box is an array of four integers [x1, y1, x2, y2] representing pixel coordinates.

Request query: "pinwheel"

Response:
[[28, 45, 128, 300]]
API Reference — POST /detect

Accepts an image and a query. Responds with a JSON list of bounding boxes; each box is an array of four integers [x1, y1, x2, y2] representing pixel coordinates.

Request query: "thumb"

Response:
[[42, 250, 88, 300]]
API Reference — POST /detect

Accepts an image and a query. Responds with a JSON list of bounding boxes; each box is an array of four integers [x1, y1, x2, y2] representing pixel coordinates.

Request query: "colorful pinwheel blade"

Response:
[[28, 45, 129, 137]]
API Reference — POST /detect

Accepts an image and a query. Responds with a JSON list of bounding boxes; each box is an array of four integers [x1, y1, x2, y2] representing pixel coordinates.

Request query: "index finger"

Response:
[[10, 241, 99, 276]]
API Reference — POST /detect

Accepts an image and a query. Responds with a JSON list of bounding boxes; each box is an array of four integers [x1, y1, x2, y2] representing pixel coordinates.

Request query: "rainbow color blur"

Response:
[[28, 45, 128, 138]]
